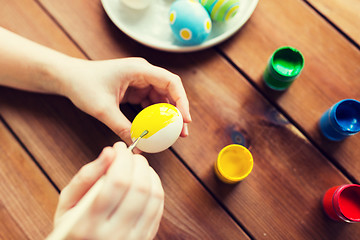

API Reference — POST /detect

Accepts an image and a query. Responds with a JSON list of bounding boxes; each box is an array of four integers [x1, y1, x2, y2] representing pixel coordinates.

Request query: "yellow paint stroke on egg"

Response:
[[211, 0, 226, 19], [205, 19, 212, 33], [180, 28, 192, 40], [131, 103, 180, 139], [225, 5, 239, 21], [169, 11, 176, 24]]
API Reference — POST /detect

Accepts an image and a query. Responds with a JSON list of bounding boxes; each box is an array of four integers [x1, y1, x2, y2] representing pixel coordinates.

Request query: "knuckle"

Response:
[[75, 165, 94, 185], [92, 105, 108, 120], [133, 154, 149, 166], [58, 185, 69, 200], [134, 185, 151, 196], [135, 57, 149, 65], [172, 74, 181, 84], [151, 172, 165, 199], [101, 146, 113, 154], [116, 128, 131, 140], [111, 176, 132, 190], [113, 141, 127, 149], [100, 146, 113, 158], [153, 186, 165, 200], [128, 57, 149, 67]]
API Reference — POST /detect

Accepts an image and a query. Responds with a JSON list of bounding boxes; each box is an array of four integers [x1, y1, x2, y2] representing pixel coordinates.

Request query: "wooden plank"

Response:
[[35, 0, 360, 238], [0, 0, 84, 58], [0, 90, 248, 239], [147, 150, 248, 239], [305, 0, 360, 46], [0, 0, 250, 238], [0, 120, 58, 239], [218, 0, 360, 182], [172, 53, 360, 239], [0, 205, 28, 240]]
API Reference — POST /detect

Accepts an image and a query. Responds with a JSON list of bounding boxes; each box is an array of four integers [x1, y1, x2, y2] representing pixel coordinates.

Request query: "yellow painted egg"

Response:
[[130, 103, 183, 153]]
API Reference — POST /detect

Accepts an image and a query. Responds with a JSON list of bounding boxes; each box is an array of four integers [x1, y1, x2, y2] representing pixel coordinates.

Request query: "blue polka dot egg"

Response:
[[169, 0, 212, 45]]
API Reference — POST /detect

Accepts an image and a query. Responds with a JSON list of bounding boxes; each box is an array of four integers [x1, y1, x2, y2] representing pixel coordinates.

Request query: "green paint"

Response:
[[264, 47, 304, 91]]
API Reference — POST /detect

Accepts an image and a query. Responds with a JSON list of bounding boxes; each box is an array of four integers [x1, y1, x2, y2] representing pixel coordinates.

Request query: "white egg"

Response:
[[130, 103, 183, 153]]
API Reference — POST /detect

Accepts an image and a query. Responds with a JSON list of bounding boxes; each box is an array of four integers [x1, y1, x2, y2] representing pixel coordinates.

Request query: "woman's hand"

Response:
[[51, 142, 164, 240], [58, 57, 192, 145], [0, 28, 191, 144]]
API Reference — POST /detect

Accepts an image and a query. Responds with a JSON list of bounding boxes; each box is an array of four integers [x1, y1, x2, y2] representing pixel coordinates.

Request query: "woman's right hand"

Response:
[[50, 142, 164, 240]]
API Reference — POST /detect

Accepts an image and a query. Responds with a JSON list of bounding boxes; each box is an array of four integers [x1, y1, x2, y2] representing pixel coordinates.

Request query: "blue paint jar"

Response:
[[319, 99, 360, 141]]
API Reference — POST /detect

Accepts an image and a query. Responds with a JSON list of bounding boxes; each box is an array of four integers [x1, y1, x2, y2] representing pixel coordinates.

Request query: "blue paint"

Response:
[[319, 99, 360, 141]]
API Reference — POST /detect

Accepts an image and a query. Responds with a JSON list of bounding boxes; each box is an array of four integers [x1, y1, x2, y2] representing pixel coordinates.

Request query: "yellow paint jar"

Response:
[[214, 144, 253, 184]]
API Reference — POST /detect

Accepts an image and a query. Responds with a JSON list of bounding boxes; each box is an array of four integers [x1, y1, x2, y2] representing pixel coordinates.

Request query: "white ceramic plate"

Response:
[[101, 0, 258, 52]]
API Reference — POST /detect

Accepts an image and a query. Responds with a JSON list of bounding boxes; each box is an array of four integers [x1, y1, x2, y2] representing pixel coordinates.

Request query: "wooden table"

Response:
[[1, 0, 359, 239]]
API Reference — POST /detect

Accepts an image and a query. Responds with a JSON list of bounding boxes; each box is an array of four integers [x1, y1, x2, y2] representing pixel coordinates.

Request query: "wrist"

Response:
[[46, 55, 83, 98]]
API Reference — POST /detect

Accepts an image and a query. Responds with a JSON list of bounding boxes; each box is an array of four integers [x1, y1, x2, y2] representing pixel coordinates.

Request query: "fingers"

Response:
[[129, 168, 165, 240], [109, 154, 153, 239], [146, 66, 192, 124], [147, 200, 165, 240], [90, 142, 133, 216], [128, 61, 192, 139], [127, 60, 191, 125], [53, 142, 165, 240], [180, 123, 189, 137], [95, 104, 133, 145], [54, 147, 115, 222]]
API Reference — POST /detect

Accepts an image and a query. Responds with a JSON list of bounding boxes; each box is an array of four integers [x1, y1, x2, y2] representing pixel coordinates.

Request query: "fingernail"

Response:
[[184, 124, 189, 136], [188, 113, 192, 122]]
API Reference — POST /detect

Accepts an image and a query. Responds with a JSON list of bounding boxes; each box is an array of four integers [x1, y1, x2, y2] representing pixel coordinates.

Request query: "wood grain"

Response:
[[305, 0, 360, 45], [219, 0, 360, 182], [0, 121, 58, 240], [0, 204, 28, 240], [35, 0, 360, 239], [0, 0, 250, 238], [173, 52, 360, 239]]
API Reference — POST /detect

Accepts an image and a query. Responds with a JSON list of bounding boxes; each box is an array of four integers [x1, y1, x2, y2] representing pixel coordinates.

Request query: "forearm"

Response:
[[0, 27, 71, 95]]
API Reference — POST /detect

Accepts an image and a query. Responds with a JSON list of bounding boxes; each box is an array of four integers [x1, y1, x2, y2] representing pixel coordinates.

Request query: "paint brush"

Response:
[[128, 129, 149, 151], [47, 130, 149, 240]]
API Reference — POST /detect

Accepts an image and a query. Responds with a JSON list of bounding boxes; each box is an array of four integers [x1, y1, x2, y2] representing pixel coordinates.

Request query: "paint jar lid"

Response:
[[332, 99, 360, 134], [333, 184, 360, 222], [268, 46, 304, 81], [214, 144, 253, 183]]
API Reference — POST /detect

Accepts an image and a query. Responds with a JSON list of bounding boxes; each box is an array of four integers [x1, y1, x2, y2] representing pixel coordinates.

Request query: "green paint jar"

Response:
[[263, 46, 304, 90]]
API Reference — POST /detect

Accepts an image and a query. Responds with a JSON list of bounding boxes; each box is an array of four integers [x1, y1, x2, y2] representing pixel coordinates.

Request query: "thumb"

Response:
[[97, 105, 133, 146]]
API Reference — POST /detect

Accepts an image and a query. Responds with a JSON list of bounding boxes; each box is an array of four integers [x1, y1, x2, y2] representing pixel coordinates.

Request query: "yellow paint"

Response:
[[205, 19, 212, 33], [215, 144, 253, 183], [225, 5, 239, 21], [131, 103, 180, 139], [169, 11, 175, 24], [211, 0, 226, 19], [180, 29, 191, 40]]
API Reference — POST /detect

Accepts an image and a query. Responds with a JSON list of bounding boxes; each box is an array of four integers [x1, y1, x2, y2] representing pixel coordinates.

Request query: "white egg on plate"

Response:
[[130, 103, 183, 153]]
